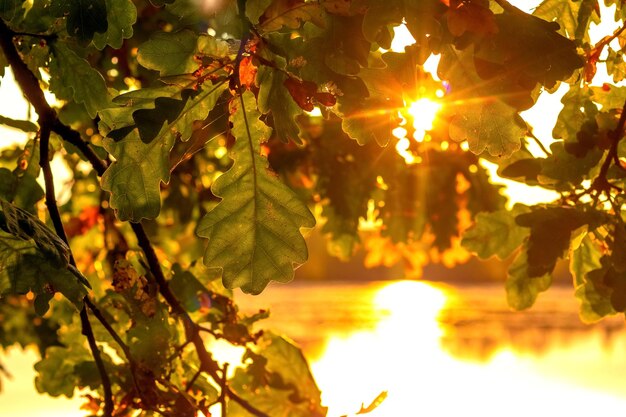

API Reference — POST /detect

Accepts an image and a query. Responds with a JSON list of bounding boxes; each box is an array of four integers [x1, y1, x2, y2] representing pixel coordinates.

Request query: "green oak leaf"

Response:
[[0, 201, 89, 314], [362, 2, 403, 49], [0, 169, 13, 201], [257, 332, 325, 412], [0, 115, 37, 133], [0, 0, 25, 22], [257, 62, 303, 144], [50, 0, 108, 43], [197, 91, 315, 294], [34, 316, 104, 398], [0, 141, 44, 212], [575, 255, 618, 323], [606, 48, 626, 83], [101, 82, 227, 222], [439, 45, 528, 157], [137, 30, 199, 76], [246, 0, 273, 25], [35, 346, 92, 397], [127, 305, 172, 370], [49, 43, 111, 119], [516, 206, 602, 277], [506, 248, 552, 310], [92, 0, 137, 50], [228, 332, 326, 417], [0, 200, 69, 266], [499, 158, 542, 183], [540, 141, 603, 188], [552, 85, 595, 143], [100, 85, 185, 136], [591, 84, 626, 110], [449, 101, 527, 157], [258, 0, 326, 32], [131, 91, 193, 143], [570, 233, 602, 287], [462, 204, 531, 260], [533, 0, 599, 41], [476, 12, 584, 91], [169, 264, 209, 312]]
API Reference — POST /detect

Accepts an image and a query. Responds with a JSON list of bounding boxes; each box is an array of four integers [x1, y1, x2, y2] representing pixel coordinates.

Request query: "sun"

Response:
[[407, 98, 442, 140], [393, 95, 443, 164]]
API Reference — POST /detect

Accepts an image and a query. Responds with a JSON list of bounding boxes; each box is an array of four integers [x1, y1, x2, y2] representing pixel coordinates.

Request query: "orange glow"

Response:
[[310, 281, 626, 417], [389, 25, 415, 53], [388, 25, 444, 165], [359, 199, 383, 231], [310, 281, 450, 417], [392, 96, 442, 164], [408, 98, 442, 141]]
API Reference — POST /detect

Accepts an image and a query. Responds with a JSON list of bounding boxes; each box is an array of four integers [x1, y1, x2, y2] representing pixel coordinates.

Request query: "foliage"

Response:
[[0, 0, 625, 415]]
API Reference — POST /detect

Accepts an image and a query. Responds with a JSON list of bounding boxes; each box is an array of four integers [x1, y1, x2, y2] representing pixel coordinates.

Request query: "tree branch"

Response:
[[39, 118, 114, 417], [0, 20, 122, 415], [527, 131, 551, 157], [79, 307, 114, 417], [0, 19, 108, 174], [131, 223, 269, 417], [220, 363, 229, 417]]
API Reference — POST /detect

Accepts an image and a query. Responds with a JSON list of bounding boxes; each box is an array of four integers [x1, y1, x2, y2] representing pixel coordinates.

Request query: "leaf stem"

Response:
[[231, 0, 251, 91]]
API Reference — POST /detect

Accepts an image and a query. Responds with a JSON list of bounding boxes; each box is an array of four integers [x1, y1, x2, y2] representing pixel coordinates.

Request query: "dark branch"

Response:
[[1, 20, 118, 415], [84, 298, 134, 361], [527, 131, 551, 157], [0, 19, 108, 174], [39, 116, 114, 417], [79, 307, 114, 417], [595, 100, 626, 189], [220, 363, 229, 417], [131, 222, 269, 417], [186, 369, 203, 392], [52, 120, 108, 175]]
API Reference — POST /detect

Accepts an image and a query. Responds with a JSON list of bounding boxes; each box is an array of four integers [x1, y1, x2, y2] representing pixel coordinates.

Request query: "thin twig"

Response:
[[595, 100, 626, 188], [12, 31, 57, 42], [186, 369, 202, 392], [79, 307, 114, 417], [84, 298, 133, 361], [130, 223, 269, 417], [220, 363, 229, 417], [230, 0, 252, 91], [39, 120, 114, 417], [527, 131, 551, 157]]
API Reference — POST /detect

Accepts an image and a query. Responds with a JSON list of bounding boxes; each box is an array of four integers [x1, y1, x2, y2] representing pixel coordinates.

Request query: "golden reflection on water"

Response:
[[308, 281, 626, 417], [4, 280, 626, 417]]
